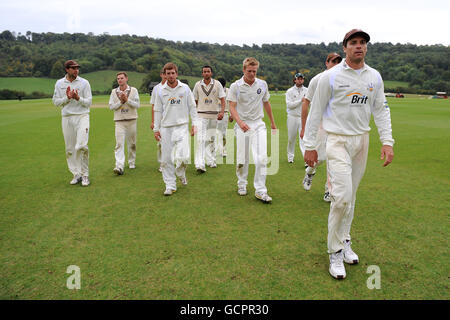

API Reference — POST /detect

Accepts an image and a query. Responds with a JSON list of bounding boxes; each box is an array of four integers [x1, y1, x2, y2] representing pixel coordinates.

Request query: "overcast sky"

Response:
[[1, 0, 449, 46]]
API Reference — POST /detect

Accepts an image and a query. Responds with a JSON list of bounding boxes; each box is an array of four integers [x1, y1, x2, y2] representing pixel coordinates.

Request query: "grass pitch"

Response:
[[0, 94, 448, 299]]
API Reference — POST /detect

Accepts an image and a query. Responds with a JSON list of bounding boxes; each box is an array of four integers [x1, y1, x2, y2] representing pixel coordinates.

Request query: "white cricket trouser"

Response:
[[195, 117, 217, 168], [287, 114, 301, 161], [160, 124, 190, 190], [326, 132, 369, 254], [216, 112, 229, 156], [62, 114, 89, 177], [114, 119, 137, 170], [235, 119, 268, 194]]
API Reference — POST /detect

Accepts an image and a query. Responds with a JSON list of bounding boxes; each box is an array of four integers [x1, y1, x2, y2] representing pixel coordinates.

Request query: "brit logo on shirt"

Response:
[[257, 88, 262, 94], [169, 97, 182, 105]]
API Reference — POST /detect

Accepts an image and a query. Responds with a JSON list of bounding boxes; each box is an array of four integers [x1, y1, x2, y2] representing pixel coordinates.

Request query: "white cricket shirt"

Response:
[[150, 82, 164, 105], [305, 72, 323, 102], [303, 60, 394, 150], [52, 75, 92, 116], [153, 81, 198, 131], [227, 77, 270, 121], [286, 85, 308, 117]]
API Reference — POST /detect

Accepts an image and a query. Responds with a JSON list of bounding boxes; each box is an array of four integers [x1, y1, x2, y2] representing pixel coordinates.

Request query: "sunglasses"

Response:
[[295, 73, 304, 78], [331, 58, 342, 64]]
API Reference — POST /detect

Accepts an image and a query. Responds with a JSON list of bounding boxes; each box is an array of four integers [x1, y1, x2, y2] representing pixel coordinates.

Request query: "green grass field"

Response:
[[0, 72, 202, 95], [0, 94, 448, 300], [384, 80, 409, 90]]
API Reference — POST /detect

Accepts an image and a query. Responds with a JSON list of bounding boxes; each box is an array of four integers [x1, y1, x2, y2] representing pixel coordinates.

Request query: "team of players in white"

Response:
[[53, 29, 394, 280]]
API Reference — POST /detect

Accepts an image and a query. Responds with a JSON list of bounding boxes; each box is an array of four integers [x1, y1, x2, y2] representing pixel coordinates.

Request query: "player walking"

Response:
[[299, 52, 342, 202], [216, 77, 233, 157], [303, 30, 394, 279], [285, 72, 307, 163], [52, 60, 92, 186], [227, 57, 277, 203], [150, 69, 167, 173], [153, 63, 199, 196], [109, 72, 140, 175], [193, 66, 226, 172]]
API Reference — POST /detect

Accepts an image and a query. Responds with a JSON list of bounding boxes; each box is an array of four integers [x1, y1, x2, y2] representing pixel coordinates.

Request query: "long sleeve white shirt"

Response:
[[153, 81, 198, 131], [150, 82, 163, 105], [303, 60, 394, 150], [52, 75, 92, 116], [285, 85, 308, 117]]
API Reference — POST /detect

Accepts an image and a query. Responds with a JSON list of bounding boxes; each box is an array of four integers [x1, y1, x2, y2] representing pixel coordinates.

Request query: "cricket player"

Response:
[[228, 57, 277, 203], [153, 63, 199, 196], [217, 77, 233, 157], [193, 66, 226, 172], [150, 69, 167, 172], [285, 72, 307, 163], [52, 60, 92, 186], [303, 29, 394, 279], [299, 52, 343, 202], [109, 72, 140, 175]]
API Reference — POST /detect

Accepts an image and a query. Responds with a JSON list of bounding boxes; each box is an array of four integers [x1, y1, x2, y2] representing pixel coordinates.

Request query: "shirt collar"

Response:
[[342, 59, 368, 72], [64, 75, 79, 83], [162, 80, 182, 90], [201, 78, 214, 86], [239, 76, 259, 87], [116, 85, 130, 92]]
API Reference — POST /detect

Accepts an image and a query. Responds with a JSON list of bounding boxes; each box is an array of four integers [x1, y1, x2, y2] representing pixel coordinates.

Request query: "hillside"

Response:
[[0, 30, 449, 94], [0, 71, 202, 96]]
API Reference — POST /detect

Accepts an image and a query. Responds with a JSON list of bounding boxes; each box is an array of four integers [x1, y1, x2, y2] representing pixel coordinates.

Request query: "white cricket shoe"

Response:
[[70, 174, 82, 185], [129, 163, 135, 169], [81, 176, 90, 187], [164, 188, 176, 196], [343, 240, 359, 264], [208, 162, 217, 168], [302, 173, 315, 191], [158, 166, 162, 173], [323, 191, 331, 202], [329, 250, 346, 279], [179, 176, 188, 185], [237, 187, 247, 196], [113, 167, 124, 175], [255, 192, 272, 203]]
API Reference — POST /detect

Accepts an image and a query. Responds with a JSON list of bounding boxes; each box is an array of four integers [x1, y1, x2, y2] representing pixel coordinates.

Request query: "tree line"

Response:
[[0, 30, 449, 95]]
